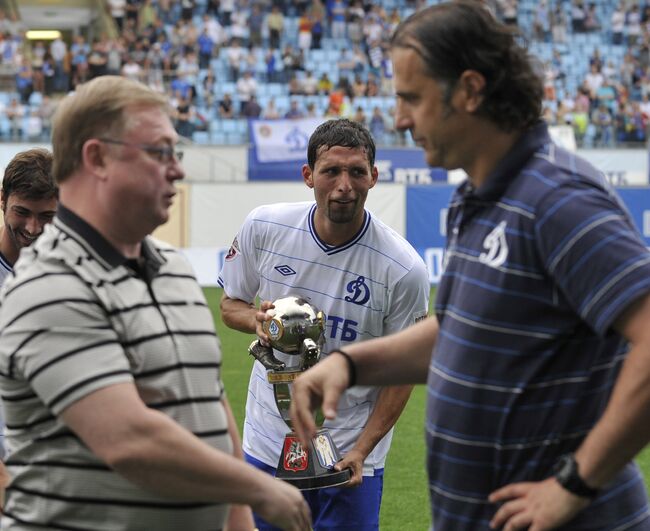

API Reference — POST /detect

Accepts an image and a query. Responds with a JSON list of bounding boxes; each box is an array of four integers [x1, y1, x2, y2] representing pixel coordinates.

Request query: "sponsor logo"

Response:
[[344, 276, 370, 305], [275, 264, 297, 276], [225, 237, 240, 261], [283, 436, 308, 471], [479, 221, 509, 269]]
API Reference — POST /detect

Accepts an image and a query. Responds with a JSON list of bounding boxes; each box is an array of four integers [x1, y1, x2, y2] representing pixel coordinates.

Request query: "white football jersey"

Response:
[[219, 202, 429, 474], [0, 252, 12, 289]]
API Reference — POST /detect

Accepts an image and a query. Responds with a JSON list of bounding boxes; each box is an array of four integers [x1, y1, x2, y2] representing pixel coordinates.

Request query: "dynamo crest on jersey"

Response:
[[225, 237, 241, 261]]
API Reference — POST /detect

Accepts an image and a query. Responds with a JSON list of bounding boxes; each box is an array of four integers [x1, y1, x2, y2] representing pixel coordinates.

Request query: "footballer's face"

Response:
[[1, 192, 57, 251], [303, 145, 378, 228]]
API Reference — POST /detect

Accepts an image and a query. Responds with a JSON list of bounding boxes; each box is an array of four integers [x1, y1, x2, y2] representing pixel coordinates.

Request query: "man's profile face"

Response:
[[1, 192, 57, 250]]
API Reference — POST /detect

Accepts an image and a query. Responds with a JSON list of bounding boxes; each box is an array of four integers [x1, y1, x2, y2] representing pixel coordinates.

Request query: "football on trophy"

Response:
[[262, 296, 325, 354]]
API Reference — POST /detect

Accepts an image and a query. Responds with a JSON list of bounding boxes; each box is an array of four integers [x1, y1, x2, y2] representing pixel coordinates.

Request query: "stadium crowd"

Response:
[[1, 0, 650, 147]]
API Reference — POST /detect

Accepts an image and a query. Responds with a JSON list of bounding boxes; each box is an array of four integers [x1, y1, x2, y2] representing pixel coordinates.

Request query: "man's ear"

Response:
[[81, 139, 110, 181], [302, 164, 314, 188], [457, 70, 486, 113]]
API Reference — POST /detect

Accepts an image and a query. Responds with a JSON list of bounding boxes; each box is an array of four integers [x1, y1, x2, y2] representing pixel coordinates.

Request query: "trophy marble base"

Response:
[[276, 429, 352, 490]]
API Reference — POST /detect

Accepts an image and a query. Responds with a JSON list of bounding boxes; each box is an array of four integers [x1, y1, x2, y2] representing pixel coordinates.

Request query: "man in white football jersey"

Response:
[[219, 118, 430, 531], [0, 148, 57, 506], [0, 148, 57, 286]]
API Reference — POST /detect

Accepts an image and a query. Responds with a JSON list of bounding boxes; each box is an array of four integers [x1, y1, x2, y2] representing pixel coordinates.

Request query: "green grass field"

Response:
[[205, 287, 650, 530]]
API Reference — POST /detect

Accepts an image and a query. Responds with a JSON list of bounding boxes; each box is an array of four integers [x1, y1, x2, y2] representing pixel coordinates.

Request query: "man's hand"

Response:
[[255, 300, 275, 346], [489, 477, 589, 531], [334, 448, 365, 487], [290, 353, 350, 447], [253, 477, 312, 531]]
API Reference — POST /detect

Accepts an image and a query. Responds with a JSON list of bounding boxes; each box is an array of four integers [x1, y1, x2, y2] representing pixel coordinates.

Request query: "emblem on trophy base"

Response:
[[249, 295, 352, 490]]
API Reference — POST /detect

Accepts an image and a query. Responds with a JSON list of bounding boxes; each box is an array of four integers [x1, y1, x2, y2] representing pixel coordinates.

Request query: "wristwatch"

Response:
[[552, 454, 599, 499]]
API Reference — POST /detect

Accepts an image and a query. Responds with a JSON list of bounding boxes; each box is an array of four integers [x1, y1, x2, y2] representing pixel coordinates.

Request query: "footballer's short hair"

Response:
[[307, 118, 376, 170]]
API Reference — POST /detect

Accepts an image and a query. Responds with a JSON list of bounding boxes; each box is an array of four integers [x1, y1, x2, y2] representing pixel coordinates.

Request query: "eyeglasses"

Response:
[[99, 138, 184, 164]]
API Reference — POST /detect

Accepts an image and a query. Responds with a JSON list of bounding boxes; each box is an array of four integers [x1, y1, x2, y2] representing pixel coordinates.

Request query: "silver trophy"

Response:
[[248, 296, 351, 490]]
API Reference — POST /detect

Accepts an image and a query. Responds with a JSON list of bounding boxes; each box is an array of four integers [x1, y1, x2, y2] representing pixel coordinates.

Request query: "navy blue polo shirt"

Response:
[[428, 123, 650, 530]]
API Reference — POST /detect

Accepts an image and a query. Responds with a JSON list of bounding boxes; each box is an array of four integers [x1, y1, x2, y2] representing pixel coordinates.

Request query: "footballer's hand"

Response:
[[255, 300, 275, 346], [290, 354, 350, 447], [335, 448, 364, 487]]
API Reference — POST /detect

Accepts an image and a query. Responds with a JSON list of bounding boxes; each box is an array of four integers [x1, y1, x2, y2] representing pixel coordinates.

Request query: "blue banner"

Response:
[[406, 186, 650, 284]]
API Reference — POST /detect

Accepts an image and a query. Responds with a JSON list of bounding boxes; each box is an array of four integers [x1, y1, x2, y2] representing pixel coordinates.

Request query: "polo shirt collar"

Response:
[[56, 204, 166, 273], [467, 121, 550, 201]]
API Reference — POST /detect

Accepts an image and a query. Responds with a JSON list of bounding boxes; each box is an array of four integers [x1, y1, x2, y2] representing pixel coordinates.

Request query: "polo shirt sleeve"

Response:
[[219, 207, 262, 304], [0, 273, 133, 416], [383, 254, 430, 336], [534, 180, 650, 335]]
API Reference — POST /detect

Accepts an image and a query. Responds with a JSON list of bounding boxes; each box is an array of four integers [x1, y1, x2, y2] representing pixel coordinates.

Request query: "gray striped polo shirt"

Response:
[[0, 205, 231, 530]]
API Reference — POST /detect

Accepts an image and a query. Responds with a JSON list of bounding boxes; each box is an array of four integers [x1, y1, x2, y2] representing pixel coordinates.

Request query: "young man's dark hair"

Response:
[[2, 148, 58, 203], [307, 118, 376, 169]]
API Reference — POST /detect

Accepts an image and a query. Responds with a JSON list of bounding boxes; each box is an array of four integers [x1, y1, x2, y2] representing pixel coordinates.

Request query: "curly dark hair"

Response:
[[391, 0, 543, 132], [2, 148, 58, 202], [307, 119, 376, 170]]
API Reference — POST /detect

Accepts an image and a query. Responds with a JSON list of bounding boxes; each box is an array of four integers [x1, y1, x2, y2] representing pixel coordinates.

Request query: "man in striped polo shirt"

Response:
[[291, 2, 650, 530], [0, 76, 311, 530]]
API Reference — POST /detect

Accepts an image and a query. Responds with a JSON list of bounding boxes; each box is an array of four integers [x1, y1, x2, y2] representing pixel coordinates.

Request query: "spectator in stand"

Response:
[[15, 59, 33, 105], [551, 4, 568, 44], [366, 73, 380, 97], [351, 73, 366, 98], [266, 6, 284, 50], [88, 39, 108, 80], [6, 98, 24, 139], [284, 99, 305, 119], [121, 55, 143, 82], [331, 0, 347, 42], [584, 63, 604, 101], [288, 74, 303, 96], [611, 3, 625, 45], [50, 35, 67, 92], [249, 5, 265, 48], [241, 94, 262, 119], [591, 103, 614, 146], [227, 38, 245, 81], [108, 0, 127, 32], [571, 0, 586, 33], [301, 70, 318, 95], [218, 93, 235, 119], [230, 9, 249, 43], [138, 0, 157, 31], [317, 72, 333, 94], [626, 4, 641, 47], [197, 28, 214, 71], [533, 0, 550, 42], [351, 104, 366, 125], [297, 11, 313, 53], [305, 101, 318, 117], [262, 97, 281, 119], [368, 105, 386, 144], [70, 35, 90, 88], [202, 13, 226, 49], [584, 3, 600, 33], [311, 13, 324, 49], [181, 0, 195, 22], [236, 70, 258, 114], [220, 0, 235, 26]]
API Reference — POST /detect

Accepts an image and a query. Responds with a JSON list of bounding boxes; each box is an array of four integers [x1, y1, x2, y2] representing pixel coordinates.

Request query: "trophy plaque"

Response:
[[248, 295, 351, 490]]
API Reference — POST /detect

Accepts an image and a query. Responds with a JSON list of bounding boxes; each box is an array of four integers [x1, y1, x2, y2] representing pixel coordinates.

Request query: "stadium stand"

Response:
[[1, 0, 650, 148]]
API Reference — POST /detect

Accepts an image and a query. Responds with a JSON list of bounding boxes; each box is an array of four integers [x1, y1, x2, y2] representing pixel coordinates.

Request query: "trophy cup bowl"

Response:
[[250, 296, 351, 490]]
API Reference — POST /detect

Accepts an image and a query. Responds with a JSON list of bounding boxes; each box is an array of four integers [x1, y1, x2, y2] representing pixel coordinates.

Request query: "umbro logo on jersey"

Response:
[[479, 221, 509, 268], [275, 265, 296, 276], [345, 276, 370, 305]]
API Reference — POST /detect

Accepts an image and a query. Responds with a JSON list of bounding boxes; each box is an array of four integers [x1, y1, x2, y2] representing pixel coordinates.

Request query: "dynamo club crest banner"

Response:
[[250, 118, 324, 163]]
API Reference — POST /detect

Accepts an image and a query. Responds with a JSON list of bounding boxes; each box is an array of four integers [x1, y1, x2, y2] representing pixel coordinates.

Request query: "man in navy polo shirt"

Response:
[[290, 2, 650, 530]]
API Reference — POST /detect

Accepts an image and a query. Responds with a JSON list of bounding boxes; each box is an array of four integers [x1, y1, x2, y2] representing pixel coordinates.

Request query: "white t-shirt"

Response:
[[219, 202, 430, 474]]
